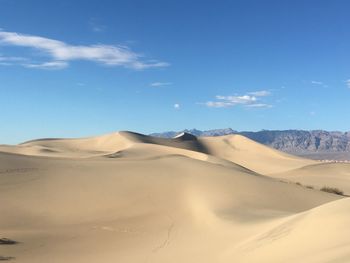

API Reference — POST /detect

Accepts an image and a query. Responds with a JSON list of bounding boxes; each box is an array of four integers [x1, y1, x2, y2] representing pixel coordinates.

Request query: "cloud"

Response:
[[23, 61, 68, 70], [346, 79, 350, 88], [245, 103, 273, 108], [89, 19, 106, 32], [0, 55, 28, 66], [311, 80, 327, 87], [0, 30, 169, 70], [0, 55, 27, 62], [203, 91, 272, 109], [204, 101, 233, 108], [248, 90, 271, 96], [174, 103, 180, 109], [216, 95, 257, 104], [150, 82, 172, 87]]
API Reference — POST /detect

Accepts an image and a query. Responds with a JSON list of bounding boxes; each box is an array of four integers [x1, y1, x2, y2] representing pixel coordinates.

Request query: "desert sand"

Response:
[[1, 131, 349, 262]]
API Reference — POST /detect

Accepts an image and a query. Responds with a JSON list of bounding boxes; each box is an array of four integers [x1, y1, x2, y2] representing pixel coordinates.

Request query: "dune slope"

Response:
[[231, 198, 350, 263]]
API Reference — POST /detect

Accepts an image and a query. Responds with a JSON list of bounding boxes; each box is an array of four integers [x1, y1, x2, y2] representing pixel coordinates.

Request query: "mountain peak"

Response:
[[173, 132, 197, 141]]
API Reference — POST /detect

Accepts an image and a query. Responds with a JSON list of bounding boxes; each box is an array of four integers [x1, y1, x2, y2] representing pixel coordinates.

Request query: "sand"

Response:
[[0, 131, 349, 262]]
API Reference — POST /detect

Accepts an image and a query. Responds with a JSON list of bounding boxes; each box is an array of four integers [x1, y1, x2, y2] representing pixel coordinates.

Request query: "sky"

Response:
[[0, 0, 350, 144]]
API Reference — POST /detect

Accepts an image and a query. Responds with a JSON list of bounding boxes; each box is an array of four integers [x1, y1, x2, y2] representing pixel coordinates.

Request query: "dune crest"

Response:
[[0, 132, 132, 157]]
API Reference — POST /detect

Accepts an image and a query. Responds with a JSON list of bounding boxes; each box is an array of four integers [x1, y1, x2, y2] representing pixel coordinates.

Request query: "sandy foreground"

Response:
[[1, 131, 350, 262]]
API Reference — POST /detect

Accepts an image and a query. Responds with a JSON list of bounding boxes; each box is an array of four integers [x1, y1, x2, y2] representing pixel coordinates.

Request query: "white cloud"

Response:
[[311, 80, 327, 87], [150, 82, 172, 87], [346, 79, 350, 88], [204, 91, 272, 109], [245, 103, 273, 108], [0, 55, 28, 66], [174, 103, 180, 109], [89, 19, 106, 32], [216, 95, 257, 104], [0, 55, 27, 62], [248, 90, 271, 97], [23, 61, 68, 70], [204, 101, 233, 108], [0, 30, 169, 70], [92, 25, 104, 32]]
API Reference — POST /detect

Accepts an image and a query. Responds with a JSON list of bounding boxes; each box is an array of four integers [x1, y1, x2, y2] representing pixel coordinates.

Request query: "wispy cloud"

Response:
[[150, 82, 172, 87], [0, 55, 27, 62], [248, 90, 271, 96], [23, 61, 68, 70], [311, 80, 327, 87], [346, 79, 350, 88], [0, 30, 169, 70], [215, 95, 257, 104], [174, 103, 180, 109], [203, 90, 272, 109], [204, 101, 233, 108], [89, 18, 106, 32], [0, 55, 28, 66], [245, 103, 272, 108]]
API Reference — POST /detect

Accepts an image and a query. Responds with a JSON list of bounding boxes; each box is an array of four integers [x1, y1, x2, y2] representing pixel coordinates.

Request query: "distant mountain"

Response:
[[150, 128, 237, 138], [150, 129, 350, 160]]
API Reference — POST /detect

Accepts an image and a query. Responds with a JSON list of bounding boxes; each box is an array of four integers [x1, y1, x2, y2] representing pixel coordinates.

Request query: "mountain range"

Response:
[[150, 129, 350, 160]]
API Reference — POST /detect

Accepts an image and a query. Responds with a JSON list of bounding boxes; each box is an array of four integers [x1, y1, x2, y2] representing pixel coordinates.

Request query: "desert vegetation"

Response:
[[0, 238, 18, 245], [293, 182, 345, 195], [320, 186, 344, 196], [0, 238, 18, 261], [0, 256, 15, 261]]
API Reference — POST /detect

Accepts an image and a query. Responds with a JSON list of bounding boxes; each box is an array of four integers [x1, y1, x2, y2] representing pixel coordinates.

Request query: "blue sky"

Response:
[[1, 0, 350, 144]]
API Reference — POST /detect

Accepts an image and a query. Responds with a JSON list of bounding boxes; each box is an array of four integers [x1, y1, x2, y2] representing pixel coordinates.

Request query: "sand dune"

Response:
[[271, 162, 350, 195], [199, 134, 316, 174], [0, 131, 349, 262], [231, 198, 350, 263], [0, 132, 132, 158], [0, 131, 209, 158]]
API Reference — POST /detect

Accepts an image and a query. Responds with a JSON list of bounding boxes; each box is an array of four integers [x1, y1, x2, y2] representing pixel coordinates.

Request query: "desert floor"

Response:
[[1, 131, 349, 262]]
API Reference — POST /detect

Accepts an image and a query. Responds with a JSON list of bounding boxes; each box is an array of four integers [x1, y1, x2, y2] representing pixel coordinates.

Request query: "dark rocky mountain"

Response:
[[150, 129, 350, 160], [150, 128, 237, 138]]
